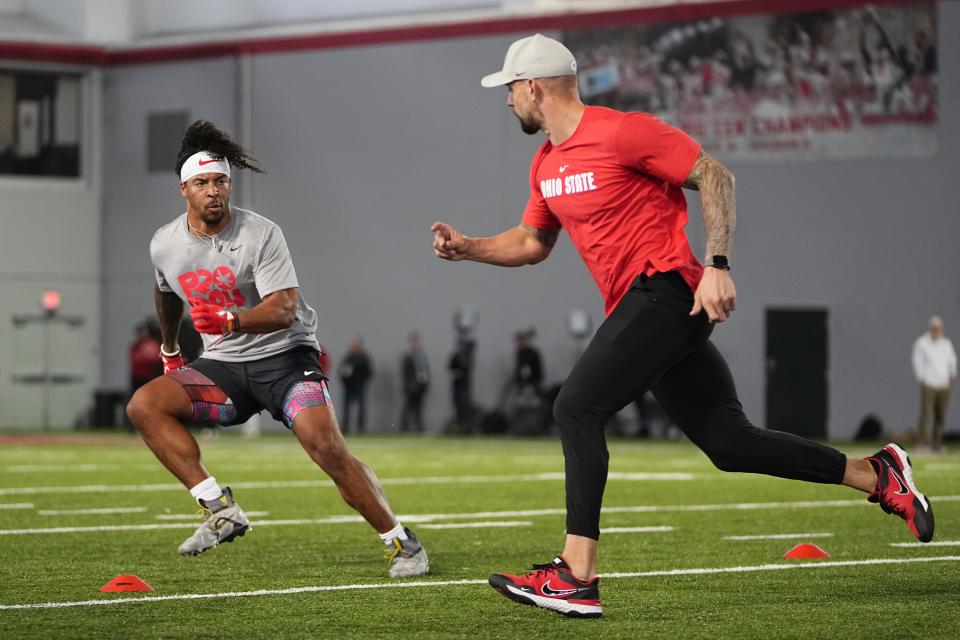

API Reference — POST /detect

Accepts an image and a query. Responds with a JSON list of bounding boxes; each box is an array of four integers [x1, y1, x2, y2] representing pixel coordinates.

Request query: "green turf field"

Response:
[[0, 433, 957, 639]]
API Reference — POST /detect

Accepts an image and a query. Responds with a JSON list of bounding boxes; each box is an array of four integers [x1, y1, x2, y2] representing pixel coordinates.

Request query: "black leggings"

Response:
[[555, 272, 847, 539]]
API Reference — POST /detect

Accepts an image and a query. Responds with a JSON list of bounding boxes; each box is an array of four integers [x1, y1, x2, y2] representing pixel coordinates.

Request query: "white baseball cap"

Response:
[[481, 34, 578, 88]]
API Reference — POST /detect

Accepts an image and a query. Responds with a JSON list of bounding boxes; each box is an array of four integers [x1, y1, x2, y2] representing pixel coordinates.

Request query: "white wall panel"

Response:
[[0, 69, 102, 428]]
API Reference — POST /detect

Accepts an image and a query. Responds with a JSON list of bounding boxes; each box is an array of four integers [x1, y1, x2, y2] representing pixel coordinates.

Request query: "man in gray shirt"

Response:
[[127, 120, 427, 577]]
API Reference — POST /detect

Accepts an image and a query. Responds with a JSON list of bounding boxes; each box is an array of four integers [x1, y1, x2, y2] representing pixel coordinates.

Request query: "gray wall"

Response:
[[100, 4, 960, 438], [0, 65, 102, 428]]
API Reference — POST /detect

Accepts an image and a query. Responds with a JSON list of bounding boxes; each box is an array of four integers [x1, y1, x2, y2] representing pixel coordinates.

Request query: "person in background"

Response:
[[449, 335, 475, 429], [339, 336, 373, 433], [129, 323, 163, 430], [123, 320, 163, 433], [509, 328, 549, 436], [513, 328, 543, 395], [912, 316, 956, 453], [400, 332, 430, 432]]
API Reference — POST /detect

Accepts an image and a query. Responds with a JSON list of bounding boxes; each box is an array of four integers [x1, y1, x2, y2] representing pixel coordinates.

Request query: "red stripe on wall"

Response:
[[0, 0, 938, 67], [0, 41, 107, 65]]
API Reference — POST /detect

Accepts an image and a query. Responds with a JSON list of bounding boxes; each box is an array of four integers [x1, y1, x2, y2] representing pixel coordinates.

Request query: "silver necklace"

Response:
[[188, 221, 223, 251]]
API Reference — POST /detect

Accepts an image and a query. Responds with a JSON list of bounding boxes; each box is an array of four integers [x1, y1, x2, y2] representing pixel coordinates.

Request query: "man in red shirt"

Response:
[[130, 323, 163, 394], [431, 34, 934, 618]]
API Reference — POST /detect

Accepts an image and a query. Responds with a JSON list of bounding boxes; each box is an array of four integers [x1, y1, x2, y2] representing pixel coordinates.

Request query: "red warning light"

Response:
[[42, 290, 61, 311]]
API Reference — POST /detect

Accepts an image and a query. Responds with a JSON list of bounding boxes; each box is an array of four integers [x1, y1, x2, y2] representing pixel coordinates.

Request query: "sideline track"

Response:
[[2, 555, 957, 611]]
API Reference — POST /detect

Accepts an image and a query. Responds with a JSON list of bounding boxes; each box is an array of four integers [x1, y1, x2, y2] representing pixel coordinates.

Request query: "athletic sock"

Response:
[[379, 522, 409, 546], [189, 476, 224, 504]]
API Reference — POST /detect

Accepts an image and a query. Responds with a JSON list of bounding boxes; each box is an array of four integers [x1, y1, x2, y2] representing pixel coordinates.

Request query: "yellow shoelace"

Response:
[[193, 495, 228, 522], [384, 538, 403, 566], [193, 504, 214, 530]]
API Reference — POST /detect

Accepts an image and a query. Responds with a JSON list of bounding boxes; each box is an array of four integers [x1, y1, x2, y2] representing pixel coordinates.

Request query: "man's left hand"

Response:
[[691, 267, 737, 323], [190, 302, 239, 334]]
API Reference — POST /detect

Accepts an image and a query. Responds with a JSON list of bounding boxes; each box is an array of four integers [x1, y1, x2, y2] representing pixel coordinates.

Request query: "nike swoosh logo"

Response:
[[198, 158, 221, 166], [559, 165, 569, 172], [541, 582, 578, 597], [304, 371, 317, 376], [514, 71, 525, 76], [229, 245, 240, 251], [890, 469, 910, 496]]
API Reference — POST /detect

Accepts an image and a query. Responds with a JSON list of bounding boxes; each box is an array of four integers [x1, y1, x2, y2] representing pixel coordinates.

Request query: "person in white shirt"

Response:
[[912, 316, 956, 452]]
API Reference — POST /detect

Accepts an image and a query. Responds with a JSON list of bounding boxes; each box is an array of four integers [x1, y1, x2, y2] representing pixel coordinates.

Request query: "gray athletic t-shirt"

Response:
[[150, 207, 319, 362]]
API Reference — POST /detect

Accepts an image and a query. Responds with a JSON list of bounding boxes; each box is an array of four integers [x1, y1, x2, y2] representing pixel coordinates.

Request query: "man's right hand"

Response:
[[160, 346, 187, 374], [431, 221, 470, 261]]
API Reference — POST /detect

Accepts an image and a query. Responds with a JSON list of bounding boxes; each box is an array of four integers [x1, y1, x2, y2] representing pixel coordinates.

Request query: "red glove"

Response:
[[190, 302, 240, 335], [160, 346, 187, 374]]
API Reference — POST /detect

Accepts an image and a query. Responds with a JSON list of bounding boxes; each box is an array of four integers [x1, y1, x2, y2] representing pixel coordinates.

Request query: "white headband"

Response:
[[180, 151, 231, 183]]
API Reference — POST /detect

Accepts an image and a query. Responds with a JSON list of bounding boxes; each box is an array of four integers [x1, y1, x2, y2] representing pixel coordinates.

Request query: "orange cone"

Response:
[[783, 543, 830, 559], [100, 575, 155, 593]]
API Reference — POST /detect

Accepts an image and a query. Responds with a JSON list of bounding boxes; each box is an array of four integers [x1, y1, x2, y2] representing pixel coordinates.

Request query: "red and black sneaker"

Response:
[[488, 556, 602, 618], [866, 443, 934, 543]]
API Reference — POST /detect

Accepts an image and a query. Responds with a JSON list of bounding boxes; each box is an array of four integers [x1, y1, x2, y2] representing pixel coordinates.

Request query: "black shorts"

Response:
[[179, 346, 328, 427]]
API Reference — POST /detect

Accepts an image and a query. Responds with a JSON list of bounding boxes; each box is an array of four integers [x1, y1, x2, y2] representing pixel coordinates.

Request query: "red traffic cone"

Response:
[[100, 575, 154, 593], [783, 543, 830, 559]]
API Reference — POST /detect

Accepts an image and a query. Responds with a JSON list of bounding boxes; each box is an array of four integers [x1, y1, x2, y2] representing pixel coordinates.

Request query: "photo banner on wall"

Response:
[[564, 1, 937, 160]]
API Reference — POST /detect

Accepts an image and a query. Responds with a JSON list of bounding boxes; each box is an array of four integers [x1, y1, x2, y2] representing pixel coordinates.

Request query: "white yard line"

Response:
[[1, 555, 956, 611], [600, 555, 960, 578], [419, 521, 532, 529], [890, 540, 960, 548], [0, 471, 693, 496], [723, 532, 834, 541], [607, 472, 695, 481], [381, 472, 694, 485], [600, 526, 675, 534], [923, 463, 960, 472], [0, 482, 186, 496], [154, 511, 270, 521], [0, 503, 33, 510], [0, 523, 213, 535], [2, 495, 959, 536], [37, 507, 149, 516], [6, 464, 114, 473]]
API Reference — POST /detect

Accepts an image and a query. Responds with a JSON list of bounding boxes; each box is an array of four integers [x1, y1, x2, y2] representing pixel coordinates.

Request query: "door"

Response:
[[765, 308, 828, 438]]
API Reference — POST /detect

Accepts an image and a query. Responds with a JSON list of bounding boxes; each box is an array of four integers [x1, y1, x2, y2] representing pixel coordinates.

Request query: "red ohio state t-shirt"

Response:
[[522, 106, 703, 315]]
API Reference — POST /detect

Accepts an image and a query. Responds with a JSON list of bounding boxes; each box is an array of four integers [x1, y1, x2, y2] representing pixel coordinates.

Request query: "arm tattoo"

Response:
[[154, 285, 184, 349], [683, 150, 736, 257], [521, 223, 560, 249]]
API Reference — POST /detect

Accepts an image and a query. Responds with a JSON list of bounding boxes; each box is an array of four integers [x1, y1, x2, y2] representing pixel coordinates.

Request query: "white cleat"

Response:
[[386, 528, 429, 578], [177, 487, 251, 556]]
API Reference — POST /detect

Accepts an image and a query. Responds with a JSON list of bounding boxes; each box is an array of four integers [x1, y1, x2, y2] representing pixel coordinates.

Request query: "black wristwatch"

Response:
[[706, 255, 730, 270]]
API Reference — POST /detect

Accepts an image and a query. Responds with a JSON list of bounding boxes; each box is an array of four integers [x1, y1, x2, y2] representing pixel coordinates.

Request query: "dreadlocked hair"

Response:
[[174, 120, 264, 175]]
